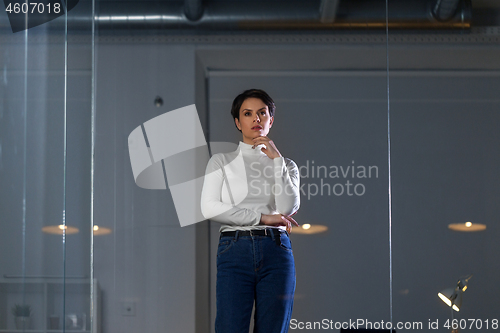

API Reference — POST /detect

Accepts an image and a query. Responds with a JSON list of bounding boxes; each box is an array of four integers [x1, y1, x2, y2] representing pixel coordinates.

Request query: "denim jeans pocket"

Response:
[[278, 233, 293, 252], [217, 238, 234, 256]]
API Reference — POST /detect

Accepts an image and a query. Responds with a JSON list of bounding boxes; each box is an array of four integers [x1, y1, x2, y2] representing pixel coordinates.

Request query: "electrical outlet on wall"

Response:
[[121, 301, 136, 316]]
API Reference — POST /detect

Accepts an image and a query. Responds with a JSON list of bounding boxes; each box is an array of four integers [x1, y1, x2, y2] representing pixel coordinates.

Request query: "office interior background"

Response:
[[1, 0, 499, 332]]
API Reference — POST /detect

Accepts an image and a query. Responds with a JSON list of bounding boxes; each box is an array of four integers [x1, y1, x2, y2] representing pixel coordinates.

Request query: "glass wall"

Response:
[[390, 40, 500, 331], [2, 1, 499, 333], [0, 1, 96, 332]]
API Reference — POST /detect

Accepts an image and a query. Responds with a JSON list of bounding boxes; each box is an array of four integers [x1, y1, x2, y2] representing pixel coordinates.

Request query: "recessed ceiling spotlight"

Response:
[[154, 96, 163, 107]]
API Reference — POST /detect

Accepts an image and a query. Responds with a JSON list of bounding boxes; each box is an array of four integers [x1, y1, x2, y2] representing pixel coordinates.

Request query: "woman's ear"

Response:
[[269, 116, 274, 128], [235, 117, 241, 131]]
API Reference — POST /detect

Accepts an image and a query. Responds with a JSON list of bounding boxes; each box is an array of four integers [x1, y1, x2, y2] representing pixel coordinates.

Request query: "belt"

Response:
[[220, 228, 286, 238]]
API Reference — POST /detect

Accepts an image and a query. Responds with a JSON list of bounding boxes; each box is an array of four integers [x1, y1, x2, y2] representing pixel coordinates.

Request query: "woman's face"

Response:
[[235, 97, 274, 144]]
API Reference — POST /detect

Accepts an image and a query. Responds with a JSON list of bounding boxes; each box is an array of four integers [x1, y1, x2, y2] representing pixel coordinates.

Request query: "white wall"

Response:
[[94, 43, 197, 333]]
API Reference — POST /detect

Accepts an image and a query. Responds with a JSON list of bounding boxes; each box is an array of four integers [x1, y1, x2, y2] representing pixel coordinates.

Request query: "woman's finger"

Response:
[[252, 135, 269, 142], [251, 136, 269, 147], [284, 215, 299, 227]]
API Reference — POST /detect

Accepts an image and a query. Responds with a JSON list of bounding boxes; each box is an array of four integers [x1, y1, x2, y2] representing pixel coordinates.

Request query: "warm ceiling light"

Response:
[[93, 226, 112, 236], [292, 224, 328, 235], [42, 225, 79, 235], [448, 222, 486, 232]]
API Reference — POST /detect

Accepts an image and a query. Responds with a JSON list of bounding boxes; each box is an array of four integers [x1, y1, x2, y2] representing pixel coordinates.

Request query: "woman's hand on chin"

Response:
[[260, 212, 299, 234], [252, 136, 282, 159]]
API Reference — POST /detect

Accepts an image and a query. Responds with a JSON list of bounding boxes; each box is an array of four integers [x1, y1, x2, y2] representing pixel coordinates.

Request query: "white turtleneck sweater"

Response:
[[201, 141, 300, 232]]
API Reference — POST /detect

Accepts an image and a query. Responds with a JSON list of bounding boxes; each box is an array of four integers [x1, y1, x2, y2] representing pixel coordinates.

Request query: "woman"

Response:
[[201, 89, 300, 333]]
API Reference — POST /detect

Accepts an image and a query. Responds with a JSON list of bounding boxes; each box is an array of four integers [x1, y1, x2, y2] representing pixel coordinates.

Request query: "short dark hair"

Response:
[[230, 89, 276, 132]]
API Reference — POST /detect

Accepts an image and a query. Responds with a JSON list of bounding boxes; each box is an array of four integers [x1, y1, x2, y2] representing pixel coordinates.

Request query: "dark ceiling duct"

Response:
[[184, 0, 204, 22], [95, 1, 319, 30], [94, 0, 471, 31], [319, 0, 341, 24], [0, 0, 471, 32], [433, 0, 462, 21]]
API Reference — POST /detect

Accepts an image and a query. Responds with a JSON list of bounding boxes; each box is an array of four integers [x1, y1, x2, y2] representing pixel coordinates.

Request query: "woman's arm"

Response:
[[273, 157, 300, 216], [251, 136, 300, 216], [200, 155, 261, 226], [251, 136, 301, 217], [260, 212, 299, 233]]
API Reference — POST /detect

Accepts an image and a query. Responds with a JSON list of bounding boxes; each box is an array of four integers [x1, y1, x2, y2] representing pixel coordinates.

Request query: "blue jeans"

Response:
[[215, 229, 296, 333]]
